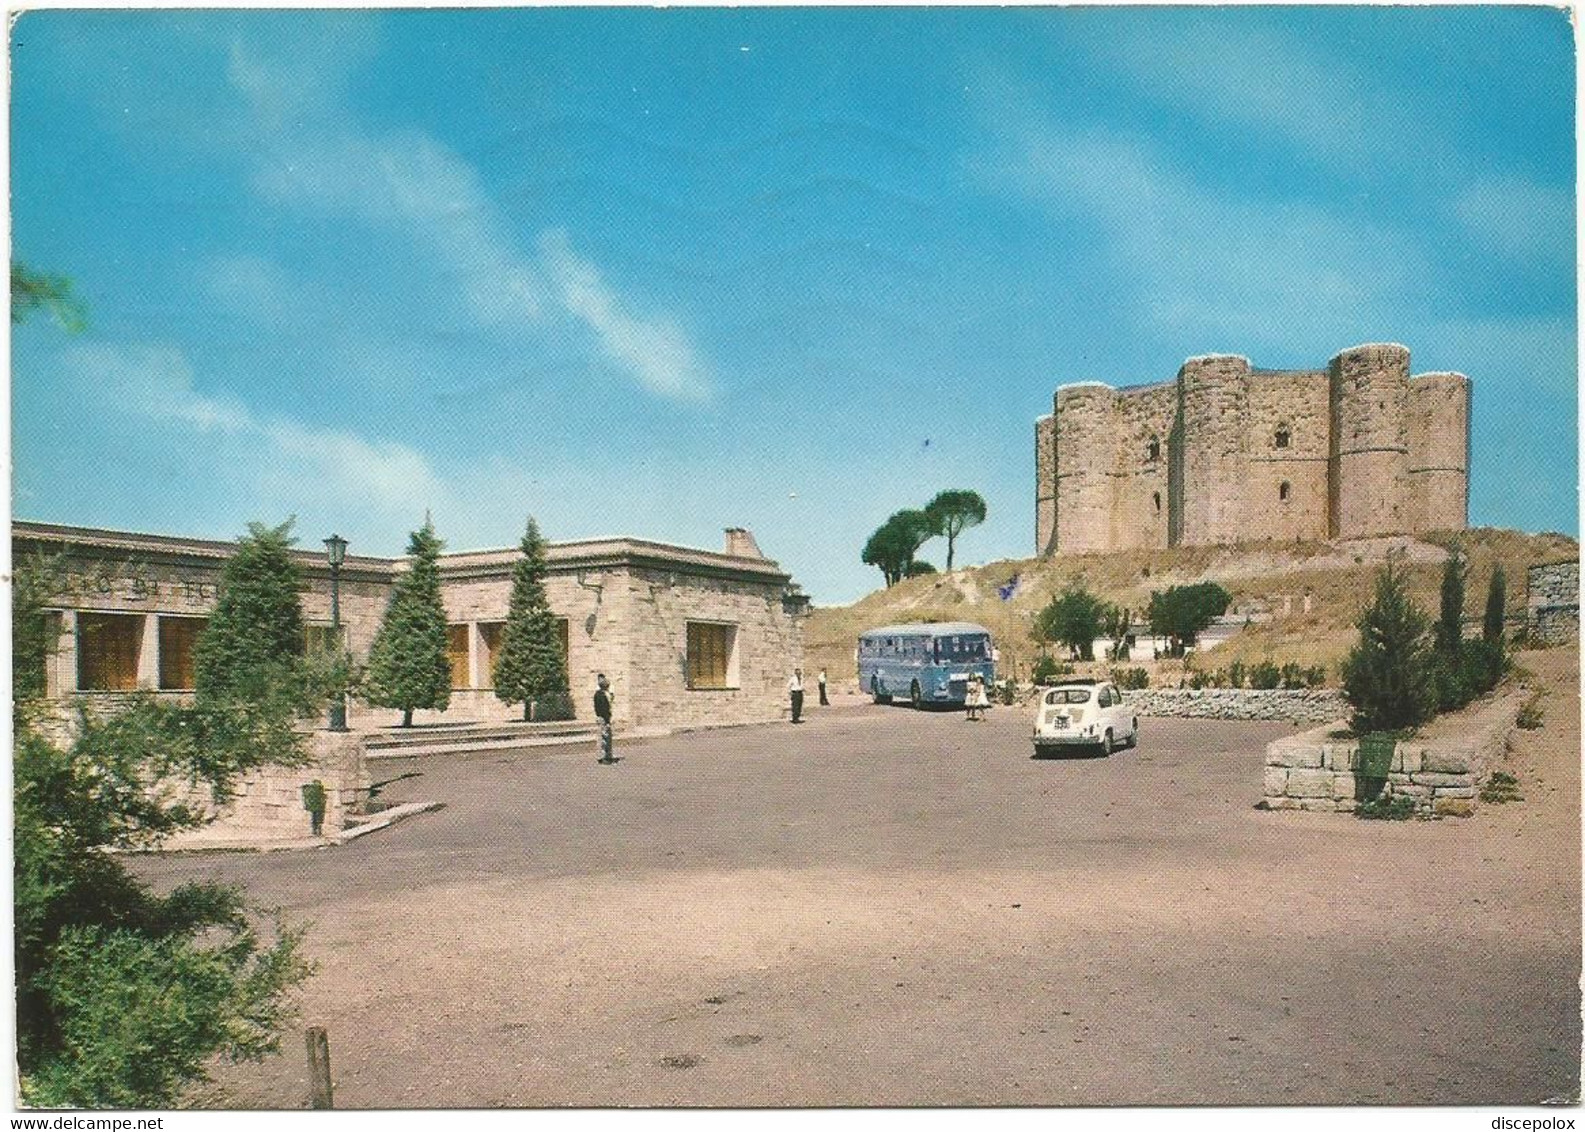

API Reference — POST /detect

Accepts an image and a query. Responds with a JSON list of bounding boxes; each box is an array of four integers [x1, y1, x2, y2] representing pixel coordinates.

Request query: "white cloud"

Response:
[[225, 39, 713, 401], [540, 231, 714, 402], [62, 342, 449, 522], [979, 116, 1427, 348], [1453, 177, 1575, 267], [1093, 24, 1404, 169]]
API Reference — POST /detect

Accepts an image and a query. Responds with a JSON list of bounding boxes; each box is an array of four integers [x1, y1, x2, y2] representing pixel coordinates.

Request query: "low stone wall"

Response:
[[1527, 561, 1579, 646], [163, 730, 369, 849], [1123, 687, 1347, 724], [1261, 690, 1524, 816]]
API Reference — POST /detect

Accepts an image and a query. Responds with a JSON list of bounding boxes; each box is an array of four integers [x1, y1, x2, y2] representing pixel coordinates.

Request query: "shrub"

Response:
[[1187, 668, 1214, 690], [1110, 667, 1150, 690], [1304, 665, 1328, 688], [1031, 656, 1072, 685], [1357, 794, 1418, 821], [1248, 660, 1282, 690], [1342, 558, 1437, 735], [1225, 661, 1247, 689], [1479, 771, 1523, 804], [1279, 662, 1304, 690], [1516, 693, 1545, 731]]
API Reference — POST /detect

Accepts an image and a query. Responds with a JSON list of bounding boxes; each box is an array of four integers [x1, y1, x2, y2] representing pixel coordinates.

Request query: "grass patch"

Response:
[[1356, 794, 1418, 821], [1516, 693, 1546, 731], [1480, 770, 1524, 804]]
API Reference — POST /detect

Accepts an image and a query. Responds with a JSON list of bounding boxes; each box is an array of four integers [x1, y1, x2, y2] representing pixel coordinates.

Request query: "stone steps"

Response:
[[363, 721, 598, 760]]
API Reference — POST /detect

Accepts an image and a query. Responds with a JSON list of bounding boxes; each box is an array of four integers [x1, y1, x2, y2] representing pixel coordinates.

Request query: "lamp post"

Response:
[[324, 534, 349, 732]]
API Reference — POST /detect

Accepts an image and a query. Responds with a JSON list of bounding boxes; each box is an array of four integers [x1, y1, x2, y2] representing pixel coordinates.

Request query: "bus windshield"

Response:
[[933, 634, 989, 664]]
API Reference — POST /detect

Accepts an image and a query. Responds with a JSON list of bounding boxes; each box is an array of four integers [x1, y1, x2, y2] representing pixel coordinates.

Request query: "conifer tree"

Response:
[[1483, 565, 1508, 645], [194, 520, 306, 701], [364, 519, 451, 727], [1342, 557, 1437, 735], [1435, 545, 1466, 657], [494, 517, 571, 721]]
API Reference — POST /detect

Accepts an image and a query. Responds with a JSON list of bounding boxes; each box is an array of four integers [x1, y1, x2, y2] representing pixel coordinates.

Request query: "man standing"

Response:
[[594, 674, 616, 764], [788, 667, 804, 724], [817, 667, 829, 706]]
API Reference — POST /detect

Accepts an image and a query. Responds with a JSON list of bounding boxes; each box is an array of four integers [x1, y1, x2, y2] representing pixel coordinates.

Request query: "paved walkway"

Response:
[[139, 681, 1580, 1107]]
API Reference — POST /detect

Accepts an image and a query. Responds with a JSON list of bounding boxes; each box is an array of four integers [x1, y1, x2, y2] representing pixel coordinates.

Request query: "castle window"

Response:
[[1146, 436, 1160, 463], [1279, 481, 1291, 502], [1152, 492, 1162, 515], [1275, 427, 1290, 449]]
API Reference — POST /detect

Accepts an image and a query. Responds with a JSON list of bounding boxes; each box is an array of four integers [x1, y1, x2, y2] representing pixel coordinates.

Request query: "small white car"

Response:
[[1032, 679, 1138, 756]]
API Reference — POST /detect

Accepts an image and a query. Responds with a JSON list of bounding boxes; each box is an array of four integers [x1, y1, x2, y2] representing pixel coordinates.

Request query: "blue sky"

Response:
[[9, 7, 1577, 604]]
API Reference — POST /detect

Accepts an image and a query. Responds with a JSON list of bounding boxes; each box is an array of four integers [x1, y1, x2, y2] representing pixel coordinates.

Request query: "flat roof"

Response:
[[860, 621, 992, 637], [12, 520, 792, 586]]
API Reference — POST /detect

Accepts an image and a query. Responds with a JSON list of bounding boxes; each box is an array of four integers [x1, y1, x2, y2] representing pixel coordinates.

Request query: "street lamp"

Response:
[[323, 534, 349, 732]]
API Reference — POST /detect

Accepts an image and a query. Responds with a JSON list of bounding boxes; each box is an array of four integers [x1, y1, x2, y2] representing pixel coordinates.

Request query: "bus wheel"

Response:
[[910, 681, 923, 709]]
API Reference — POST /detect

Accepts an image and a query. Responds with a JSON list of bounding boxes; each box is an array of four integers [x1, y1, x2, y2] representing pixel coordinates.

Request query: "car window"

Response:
[[1098, 687, 1112, 707], [1044, 688, 1092, 705]]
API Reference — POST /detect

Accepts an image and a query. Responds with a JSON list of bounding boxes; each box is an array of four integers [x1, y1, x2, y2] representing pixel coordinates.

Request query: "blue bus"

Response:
[[858, 621, 995, 709]]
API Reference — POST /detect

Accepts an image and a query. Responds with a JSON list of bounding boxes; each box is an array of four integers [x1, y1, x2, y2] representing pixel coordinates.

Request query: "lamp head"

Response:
[[324, 533, 348, 568]]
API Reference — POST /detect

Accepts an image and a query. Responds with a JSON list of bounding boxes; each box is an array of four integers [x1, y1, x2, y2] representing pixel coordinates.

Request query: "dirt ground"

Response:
[[137, 649, 1581, 1108]]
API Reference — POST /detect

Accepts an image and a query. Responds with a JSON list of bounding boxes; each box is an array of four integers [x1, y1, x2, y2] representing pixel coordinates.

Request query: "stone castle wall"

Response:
[[1037, 343, 1470, 554]]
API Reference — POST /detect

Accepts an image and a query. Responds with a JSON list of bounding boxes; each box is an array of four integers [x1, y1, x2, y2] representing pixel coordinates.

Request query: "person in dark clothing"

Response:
[[594, 674, 615, 763], [788, 667, 804, 723]]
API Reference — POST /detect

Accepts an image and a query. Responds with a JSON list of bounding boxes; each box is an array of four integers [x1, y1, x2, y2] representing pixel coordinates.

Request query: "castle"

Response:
[[1035, 343, 1470, 555]]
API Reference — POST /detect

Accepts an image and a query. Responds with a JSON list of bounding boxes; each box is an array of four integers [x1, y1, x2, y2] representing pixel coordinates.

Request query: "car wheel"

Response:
[[910, 681, 923, 710], [1101, 729, 1114, 756]]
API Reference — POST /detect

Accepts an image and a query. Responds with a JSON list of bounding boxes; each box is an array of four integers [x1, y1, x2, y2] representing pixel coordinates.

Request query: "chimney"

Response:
[[724, 528, 763, 558]]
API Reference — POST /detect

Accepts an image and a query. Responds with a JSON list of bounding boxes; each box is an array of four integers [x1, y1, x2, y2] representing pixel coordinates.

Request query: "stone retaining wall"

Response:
[[1123, 687, 1347, 723], [163, 730, 369, 848], [1261, 690, 1524, 816], [1527, 561, 1579, 646]]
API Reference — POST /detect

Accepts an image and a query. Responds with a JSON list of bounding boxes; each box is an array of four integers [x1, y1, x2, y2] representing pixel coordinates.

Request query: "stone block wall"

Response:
[[1527, 561, 1579, 646], [163, 730, 369, 848], [1122, 687, 1347, 724], [1261, 691, 1523, 815]]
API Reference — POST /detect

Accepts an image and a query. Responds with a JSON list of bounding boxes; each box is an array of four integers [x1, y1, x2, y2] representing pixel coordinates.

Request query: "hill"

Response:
[[805, 528, 1578, 688]]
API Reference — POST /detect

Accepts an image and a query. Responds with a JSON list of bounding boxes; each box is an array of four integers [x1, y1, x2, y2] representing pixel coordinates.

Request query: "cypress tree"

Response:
[[364, 520, 451, 727], [1435, 545, 1466, 657], [1342, 557, 1437, 735], [193, 520, 306, 701], [493, 517, 571, 721], [1483, 565, 1508, 644]]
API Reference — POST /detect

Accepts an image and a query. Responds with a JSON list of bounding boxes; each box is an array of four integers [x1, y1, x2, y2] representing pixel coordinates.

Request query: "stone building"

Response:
[[1034, 343, 1470, 554], [14, 520, 808, 732]]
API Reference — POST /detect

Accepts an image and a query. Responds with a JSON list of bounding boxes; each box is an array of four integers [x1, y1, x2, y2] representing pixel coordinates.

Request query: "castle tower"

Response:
[[1328, 343, 1411, 539], [1035, 415, 1057, 555], [1051, 383, 1118, 554], [1175, 355, 1251, 547], [1405, 372, 1471, 532]]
